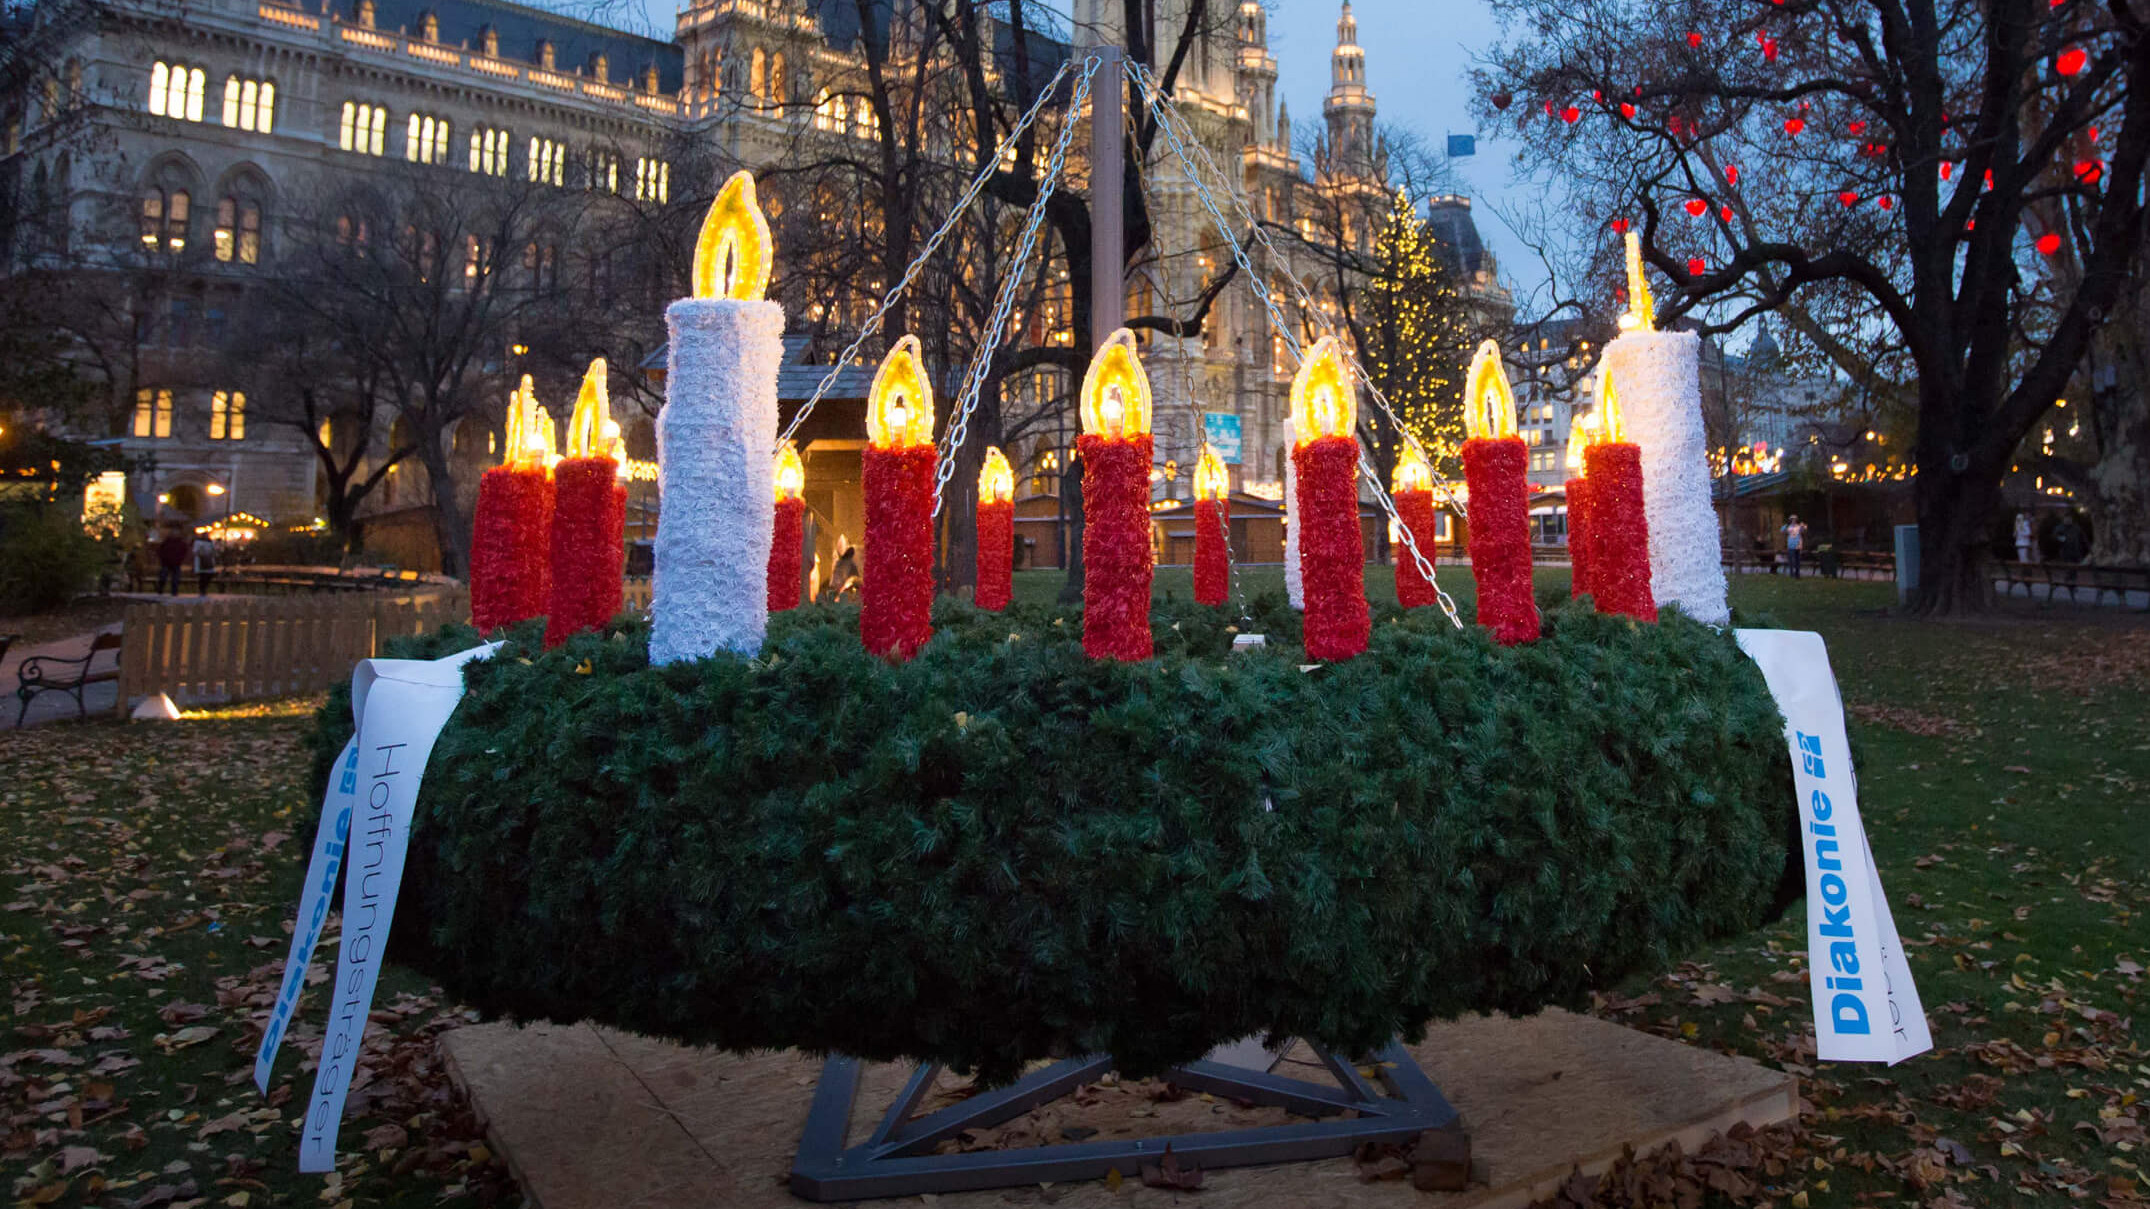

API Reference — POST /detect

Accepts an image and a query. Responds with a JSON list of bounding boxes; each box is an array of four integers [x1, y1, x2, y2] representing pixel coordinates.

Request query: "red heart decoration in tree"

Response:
[[1685, 197, 1709, 216], [1687, 257, 1707, 275], [1725, 165, 1740, 185], [1492, 91, 1513, 110], [2037, 232, 2062, 255], [1839, 191, 1859, 206], [1563, 106, 1582, 123], [2056, 48, 2087, 76], [1686, 32, 1703, 48], [1784, 117, 1806, 135], [1592, 89, 1603, 102], [2074, 159, 2104, 185], [1762, 39, 1779, 62], [1611, 218, 1630, 233], [1878, 196, 1894, 210], [1940, 161, 1954, 180], [1719, 205, 1734, 221], [1620, 102, 1637, 119]]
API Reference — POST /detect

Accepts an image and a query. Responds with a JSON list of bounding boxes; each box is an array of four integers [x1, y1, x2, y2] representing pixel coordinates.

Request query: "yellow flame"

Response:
[[1620, 231, 1655, 333], [1289, 336, 1355, 444], [564, 358, 609, 458], [1594, 368, 1626, 444], [502, 375, 555, 470], [1565, 410, 1602, 474], [692, 170, 773, 301], [979, 446, 1013, 504], [1080, 329, 1153, 439], [1392, 442, 1432, 494], [1193, 445, 1229, 501], [602, 418, 629, 480], [1463, 340, 1518, 442], [774, 441, 804, 502], [866, 335, 935, 449]]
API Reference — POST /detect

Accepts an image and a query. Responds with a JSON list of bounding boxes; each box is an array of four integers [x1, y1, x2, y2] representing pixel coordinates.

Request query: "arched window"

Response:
[[340, 101, 387, 155], [749, 47, 766, 103], [148, 62, 206, 122], [209, 390, 246, 440], [214, 194, 262, 263], [141, 186, 189, 252], [405, 112, 450, 163], [221, 75, 275, 131], [769, 51, 786, 106], [133, 388, 174, 439]]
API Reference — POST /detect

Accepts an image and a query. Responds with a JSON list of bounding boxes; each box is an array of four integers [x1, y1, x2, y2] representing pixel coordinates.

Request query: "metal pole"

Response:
[[1089, 44, 1124, 347]]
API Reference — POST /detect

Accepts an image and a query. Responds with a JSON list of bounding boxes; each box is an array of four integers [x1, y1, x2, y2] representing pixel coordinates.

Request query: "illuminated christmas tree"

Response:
[[1358, 195, 1476, 480]]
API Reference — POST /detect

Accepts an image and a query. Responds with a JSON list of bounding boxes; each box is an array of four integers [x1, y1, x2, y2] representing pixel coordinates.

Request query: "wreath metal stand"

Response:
[[783, 45, 1470, 1200], [789, 1041, 1460, 1200]]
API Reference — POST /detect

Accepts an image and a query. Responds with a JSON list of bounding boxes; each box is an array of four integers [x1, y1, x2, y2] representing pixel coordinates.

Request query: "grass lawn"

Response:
[[3, 572, 2143, 1208]]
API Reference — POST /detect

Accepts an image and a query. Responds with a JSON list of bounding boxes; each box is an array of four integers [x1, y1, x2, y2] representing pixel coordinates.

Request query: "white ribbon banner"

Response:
[[1737, 628, 1931, 1065], [250, 643, 496, 1173]]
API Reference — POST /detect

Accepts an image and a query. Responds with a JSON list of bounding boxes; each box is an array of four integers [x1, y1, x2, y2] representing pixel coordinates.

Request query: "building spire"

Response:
[[1323, 0, 1376, 178]]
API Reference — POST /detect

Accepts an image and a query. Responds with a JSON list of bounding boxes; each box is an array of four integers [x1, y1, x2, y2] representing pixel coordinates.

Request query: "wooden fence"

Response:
[[116, 588, 471, 713]]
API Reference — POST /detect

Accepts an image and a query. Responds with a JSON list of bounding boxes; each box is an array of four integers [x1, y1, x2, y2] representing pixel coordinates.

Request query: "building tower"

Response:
[[1322, 1, 1378, 178]]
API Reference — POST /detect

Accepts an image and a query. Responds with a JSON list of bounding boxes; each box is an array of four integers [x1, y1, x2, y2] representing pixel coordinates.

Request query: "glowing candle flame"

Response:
[[1193, 445, 1229, 501], [1593, 367, 1627, 444], [1392, 442, 1432, 494], [1565, 410, 1602, 473], [1463, 340, 1519, 442], [564, 358, 609, 459], [774, 441, 804, 502], [502, 374, 556, 470], [1289, 336, 1355, 443], [1080, 329, 1153, 439], [1618, 231, 1655, 333], [691, 170, 773, 301], [866, 334, 935, 449], [979, 446, 1013, 504]]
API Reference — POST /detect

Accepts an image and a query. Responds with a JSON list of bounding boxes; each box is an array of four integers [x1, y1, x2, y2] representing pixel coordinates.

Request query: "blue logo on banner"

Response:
[[1203, 412, 1243, 464]]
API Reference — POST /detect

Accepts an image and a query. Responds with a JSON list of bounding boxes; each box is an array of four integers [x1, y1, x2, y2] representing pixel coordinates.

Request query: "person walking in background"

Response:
[[2014, 511, 2037, 563], [1782, 514, 1809, 579], [2052, 513, 2088, 564], [190, 531, 220, 596], [155, 526, 190, 595]]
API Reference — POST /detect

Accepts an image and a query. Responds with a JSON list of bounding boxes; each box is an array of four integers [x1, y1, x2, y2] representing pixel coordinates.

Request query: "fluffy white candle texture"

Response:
[[1284, 444, 1304, 609], [1604, 328, 1729, 625], [651, 298, 785, 664]]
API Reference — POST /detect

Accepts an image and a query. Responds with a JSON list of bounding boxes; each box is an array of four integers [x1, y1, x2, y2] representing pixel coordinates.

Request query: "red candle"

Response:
[[471, 375, 553, 634], [1192, 446, 1229, 607], [861, 337, 936, 659], [1291, 337, 1369, 660], [1390, 444, 1440, 610], [768, 442, 805, 612], [1461, 340, 1540, 645], [1581, 376, 1656, 621], [1565, 475, 1595, 601], [1079, 329, 1154, 661], [974, 447, 1013, 612], [545, 359, 627, 647]]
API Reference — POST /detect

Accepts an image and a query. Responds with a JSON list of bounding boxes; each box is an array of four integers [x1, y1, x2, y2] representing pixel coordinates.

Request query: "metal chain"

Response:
[[933, 55, 1100, 515], [776, 55, 1077, 453], [1128, 60, 1463, 629]]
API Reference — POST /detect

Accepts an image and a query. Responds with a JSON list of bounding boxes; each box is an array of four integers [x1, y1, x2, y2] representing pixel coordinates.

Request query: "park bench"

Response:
[[15, 631, 123, 727], [1998, 561, 2150, 609]]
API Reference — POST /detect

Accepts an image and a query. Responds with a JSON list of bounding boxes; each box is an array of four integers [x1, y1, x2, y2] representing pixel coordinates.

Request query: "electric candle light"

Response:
[[974, 447, 1014, 612], [470, 375, 554, 634], [651, 170, 784, 664], [1192, 445, 1229, 606], [1290, 336, 1370, 660], [1079, 329, 1155, 661], [1580, 372, 1656, 621], [1460, 340, 1540, 645], [1390, 443, 1440, 610], [1564, 411, 1600, 602], [861, 335, 936, 659], [543, 359, 627, 647], [1604, 231, 1728, 624], [767, 442, 806, 613]]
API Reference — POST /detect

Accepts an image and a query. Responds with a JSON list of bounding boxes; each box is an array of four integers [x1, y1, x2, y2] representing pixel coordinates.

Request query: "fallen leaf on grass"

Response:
[[155, 1026, 219, 1052]]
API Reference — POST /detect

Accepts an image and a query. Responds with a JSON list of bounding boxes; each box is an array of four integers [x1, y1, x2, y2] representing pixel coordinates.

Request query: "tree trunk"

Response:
[[2086, 304, 2150, 567], [417, 438, 473, 578], [1912, 466, 2000, 615]]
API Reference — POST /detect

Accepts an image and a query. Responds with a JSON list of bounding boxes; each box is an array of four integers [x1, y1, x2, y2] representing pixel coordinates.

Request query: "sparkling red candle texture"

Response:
[[975, 497, 1013, 612], [861, 444, 936, 659], [1080, 433, 1154, 661], [470, 466, 552, 634], [1193, 498, 1229, 606], [1293, 436, 1370, 660], [1565, 476, 1596, 601], [767, 496, 805, 613], [541, 457, 625, 647], [1462, 436, 1540, 645], [1582, 442, 1657, 621], [1392, 487, 1440, 609]]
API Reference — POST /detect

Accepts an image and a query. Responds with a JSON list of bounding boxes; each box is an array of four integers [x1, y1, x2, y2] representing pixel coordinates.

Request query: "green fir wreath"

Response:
[[313, 596, 1797, 1083]]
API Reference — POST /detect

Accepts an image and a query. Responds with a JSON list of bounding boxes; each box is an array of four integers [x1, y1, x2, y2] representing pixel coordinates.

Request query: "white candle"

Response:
[[1603, 327, 1729, 626]]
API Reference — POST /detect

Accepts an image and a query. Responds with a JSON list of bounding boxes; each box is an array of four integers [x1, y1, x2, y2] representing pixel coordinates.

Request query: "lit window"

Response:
[[213, 196, 261, 263], [220, 75, 275, 131], [140, 187, 189, 252], [339, 101, 387, 155], [635, 157, 669, 202], [528, 136, 565, 186], [469, 126, 510, 176], [133, 388, 174, 438], [405, 112, 450, 164], [209, 390, 246, 440], [149, 62, 205, 121], [590, 149, 620, 192]]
